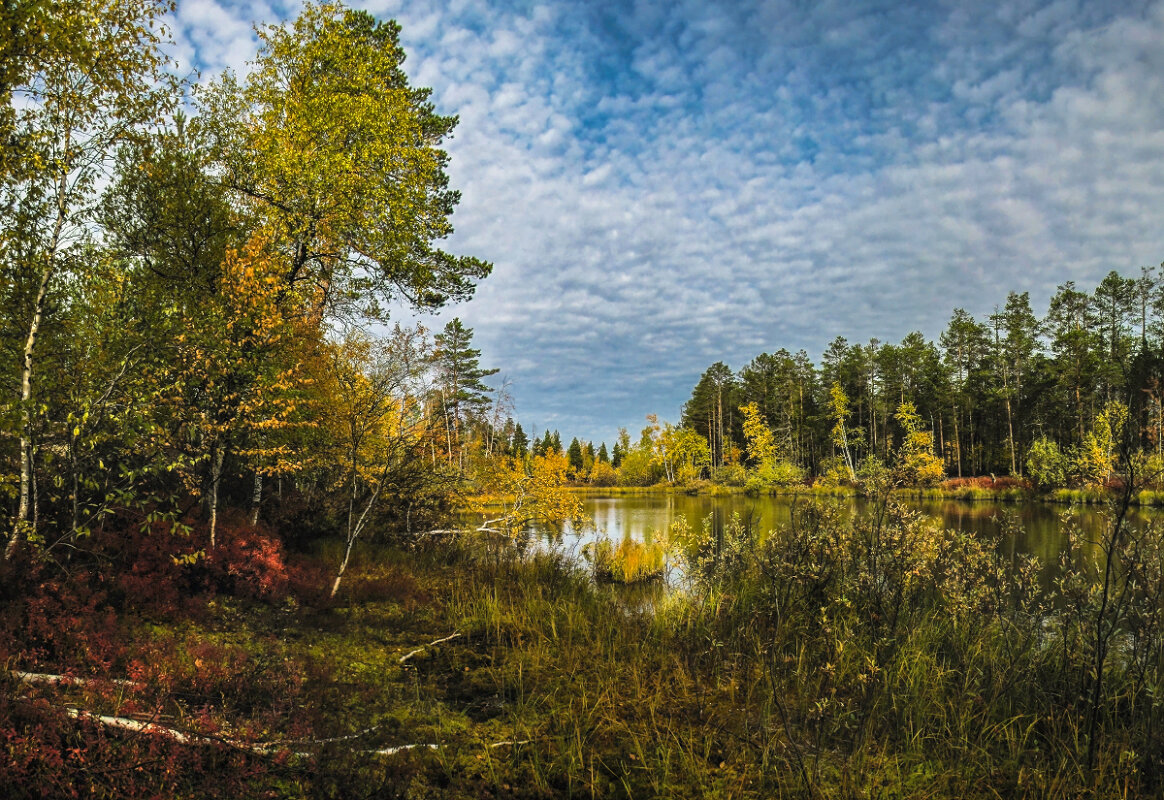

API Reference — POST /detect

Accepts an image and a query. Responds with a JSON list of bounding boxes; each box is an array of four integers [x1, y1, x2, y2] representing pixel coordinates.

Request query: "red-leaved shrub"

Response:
[[206, 519, 290, 601], [940, 476, 1031, 491], [0, 552, 120, 673]]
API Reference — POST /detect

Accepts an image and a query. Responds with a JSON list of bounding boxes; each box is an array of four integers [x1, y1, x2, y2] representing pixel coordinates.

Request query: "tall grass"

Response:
[[582, 534, 669, 584], [445, 488, 1164, 797]]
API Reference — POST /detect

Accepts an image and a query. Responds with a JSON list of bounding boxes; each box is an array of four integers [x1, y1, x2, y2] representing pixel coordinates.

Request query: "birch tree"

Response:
[[2, 0, 175, 556]]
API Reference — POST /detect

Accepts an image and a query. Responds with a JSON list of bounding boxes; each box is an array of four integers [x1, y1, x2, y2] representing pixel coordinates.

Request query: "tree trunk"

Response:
[[952, 406, 962, 479], [250, 471, 263, 526], [1005, 394, 1017, 476], [8, 166, 68, 560], [332, 481, 383, 599], [208, 445, 224, 548]]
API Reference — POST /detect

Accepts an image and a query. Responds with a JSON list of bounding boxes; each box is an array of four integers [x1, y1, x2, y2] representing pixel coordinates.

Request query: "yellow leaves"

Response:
[[1077, 400, 1129, 487], [740, 401, 776, 466], [895, 401, 945, 486]]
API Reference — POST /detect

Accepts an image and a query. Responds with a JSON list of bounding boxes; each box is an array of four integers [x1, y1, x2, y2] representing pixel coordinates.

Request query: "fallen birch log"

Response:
[[64, 706, 528, 759], [16, 667, 529, 759], [11, 670, 140, 690], [65, 707, 196, 745]]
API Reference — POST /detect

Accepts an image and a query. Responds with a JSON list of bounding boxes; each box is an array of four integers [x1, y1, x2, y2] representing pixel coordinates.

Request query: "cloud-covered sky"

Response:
[[171, 0, 1164, 445]]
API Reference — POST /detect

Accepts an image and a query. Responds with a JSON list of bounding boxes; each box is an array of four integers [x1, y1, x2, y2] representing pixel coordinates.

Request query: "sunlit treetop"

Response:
[[197, 1, 491, 321]]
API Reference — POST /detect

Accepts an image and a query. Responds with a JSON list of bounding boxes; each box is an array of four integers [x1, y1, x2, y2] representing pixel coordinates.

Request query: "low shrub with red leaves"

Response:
[[206, 520, 290, 602], [93, 515, 209, 618], [0, 553, 120, 674]]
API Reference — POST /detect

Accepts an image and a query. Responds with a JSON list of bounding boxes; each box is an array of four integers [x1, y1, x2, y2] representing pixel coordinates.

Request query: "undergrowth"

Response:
[[5, 495, 1164, 797]]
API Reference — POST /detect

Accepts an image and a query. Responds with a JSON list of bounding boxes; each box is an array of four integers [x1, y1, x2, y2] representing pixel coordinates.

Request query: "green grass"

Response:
[[34, 502, 1164, 799]]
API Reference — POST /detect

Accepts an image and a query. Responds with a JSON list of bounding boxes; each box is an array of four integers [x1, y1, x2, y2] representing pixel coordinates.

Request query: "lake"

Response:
[[523, 492, 1159, 583]]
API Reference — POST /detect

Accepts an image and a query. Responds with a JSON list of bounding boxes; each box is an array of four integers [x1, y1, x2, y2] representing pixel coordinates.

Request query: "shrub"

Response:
[[206, 520, 289, 602], [1027, 436, 1069, 491], [588, 460, 618, 487]]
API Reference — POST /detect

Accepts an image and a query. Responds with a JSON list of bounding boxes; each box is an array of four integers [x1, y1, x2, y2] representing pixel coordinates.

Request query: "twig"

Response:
[[399, 632, 462, 664]]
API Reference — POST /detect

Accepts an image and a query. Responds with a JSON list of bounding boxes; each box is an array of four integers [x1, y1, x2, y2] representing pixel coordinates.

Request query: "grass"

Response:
[[9, 497, 1164, 798], [582, 534, 670, 584]]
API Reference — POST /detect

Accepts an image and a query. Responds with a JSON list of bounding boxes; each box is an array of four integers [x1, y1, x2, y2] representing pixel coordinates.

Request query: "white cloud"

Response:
[[168, 0, 1164, 444]]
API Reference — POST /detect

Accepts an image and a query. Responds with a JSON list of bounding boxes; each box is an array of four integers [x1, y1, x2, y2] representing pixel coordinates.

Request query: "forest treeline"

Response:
[[544, 271, 1164, 492]]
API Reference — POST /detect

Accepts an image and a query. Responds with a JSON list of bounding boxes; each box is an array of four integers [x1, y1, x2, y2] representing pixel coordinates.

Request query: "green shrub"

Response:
[[1026, 436, 1068, 491]]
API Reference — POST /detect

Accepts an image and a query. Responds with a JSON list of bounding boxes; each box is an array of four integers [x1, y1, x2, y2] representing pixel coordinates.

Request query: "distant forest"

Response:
[[542, 268, 1164, 489]]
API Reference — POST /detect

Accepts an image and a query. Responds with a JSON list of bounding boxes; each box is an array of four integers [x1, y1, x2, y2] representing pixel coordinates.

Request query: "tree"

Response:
[[566, 437, 584, 477], [158, 233, 313, 547], [940, 308, 990, 477], [1026, 436, 1068, 491], [1046, 282, 1100, 445], [828, 383, 858, 482], [682, 362, 737, 467], [1077, 401, 1128, 487], [2, 0, 175, 556], [317, 325, 438, 597], [1092, 271, 1137, 379], [740, 401, 777, 467], [650, 420, 709, 484], [198, 1, 490, 321], [894, 401, 945, 485], [509, 422, 529, 458], [471, 450, 583, 536], [990, 292, 1041, 476], [430, 317, 497, 469]]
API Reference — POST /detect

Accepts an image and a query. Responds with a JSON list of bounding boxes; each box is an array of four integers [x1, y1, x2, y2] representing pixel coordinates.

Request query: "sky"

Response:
[[169, 0, 1164, 446]]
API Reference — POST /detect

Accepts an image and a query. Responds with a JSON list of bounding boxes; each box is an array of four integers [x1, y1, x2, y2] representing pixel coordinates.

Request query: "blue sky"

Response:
[[170, 0, 1164, 446]]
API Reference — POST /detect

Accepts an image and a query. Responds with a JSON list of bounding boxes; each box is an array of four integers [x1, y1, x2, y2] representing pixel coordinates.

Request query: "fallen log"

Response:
[[11, 670, 140, 690]]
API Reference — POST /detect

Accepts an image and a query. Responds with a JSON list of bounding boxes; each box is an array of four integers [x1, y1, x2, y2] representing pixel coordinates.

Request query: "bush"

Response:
[[713, 463, 748, 487], [583, 535, 669, 584], [587, 460, 618, 487], [206, 520, 289, 601], [1026, 436, 1068, 491]]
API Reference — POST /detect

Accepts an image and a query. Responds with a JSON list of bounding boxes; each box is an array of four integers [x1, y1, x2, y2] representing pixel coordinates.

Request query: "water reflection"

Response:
[[530, 493, 1158, 586]]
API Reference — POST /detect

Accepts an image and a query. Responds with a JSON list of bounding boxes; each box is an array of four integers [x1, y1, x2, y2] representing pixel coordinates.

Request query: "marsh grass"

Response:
[[19, 499, 1164, 798], [439, 490, 1164, 798], [582, 531, 670, 584]]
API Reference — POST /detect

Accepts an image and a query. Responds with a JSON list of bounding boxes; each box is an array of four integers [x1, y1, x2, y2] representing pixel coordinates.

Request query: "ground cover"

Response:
[[5, 496, 1164, 798]]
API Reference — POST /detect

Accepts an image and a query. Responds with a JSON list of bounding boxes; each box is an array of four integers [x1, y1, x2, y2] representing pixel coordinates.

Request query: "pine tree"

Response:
[[567, 437, 584, 474], [430, 317, 498, 465], [510, 422, 529, 457]]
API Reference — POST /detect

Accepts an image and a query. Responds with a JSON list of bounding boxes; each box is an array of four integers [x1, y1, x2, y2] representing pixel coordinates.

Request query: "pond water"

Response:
[[521, 493, 1162, 583]]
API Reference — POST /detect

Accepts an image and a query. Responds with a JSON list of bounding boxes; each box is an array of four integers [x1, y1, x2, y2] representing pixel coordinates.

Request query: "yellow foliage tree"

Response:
[[894, 402, 945, 486], [159, 233, 314, 546], [1077, 401, 1128, 487], [472, 450, 584, 534], [740, 402, 777, 466]]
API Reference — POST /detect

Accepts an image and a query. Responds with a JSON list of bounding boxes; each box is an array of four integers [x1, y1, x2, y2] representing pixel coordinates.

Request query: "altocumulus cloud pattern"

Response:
[[172, 0, 1164, 444]]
